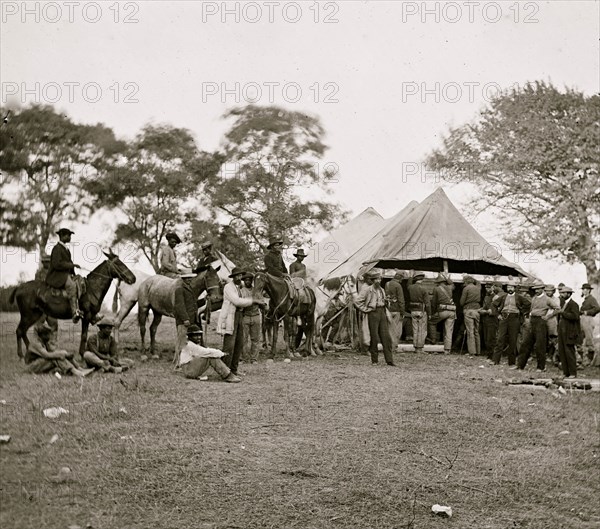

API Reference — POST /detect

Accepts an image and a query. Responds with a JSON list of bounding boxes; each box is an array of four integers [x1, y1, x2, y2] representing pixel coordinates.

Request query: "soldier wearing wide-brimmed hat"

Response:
[[557, 285, 581, 378], [492, 278, 531, 367], [480, 280, 499, 359], [82, 315, 134, 373], [195, 240, 218, 270], [240, 272, 261, 364], [579, 283, 599, 364], [356, 269, 395, 366], [263, 237, 288, 277], [218, 267, 266, 376], [516, 281, 556, 372], [158, 232, 182, 278], [289, 248, 307, 279], [460, 275, 482, 357], [46, 228, 82, 323]]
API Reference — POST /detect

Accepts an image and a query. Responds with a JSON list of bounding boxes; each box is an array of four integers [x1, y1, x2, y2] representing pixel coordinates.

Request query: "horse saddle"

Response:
[[290, 277, 310, 305], [38, 276, 86, 304]]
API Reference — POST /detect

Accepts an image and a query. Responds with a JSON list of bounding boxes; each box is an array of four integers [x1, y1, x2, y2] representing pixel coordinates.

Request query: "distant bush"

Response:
[[0, 285, 18, 312]]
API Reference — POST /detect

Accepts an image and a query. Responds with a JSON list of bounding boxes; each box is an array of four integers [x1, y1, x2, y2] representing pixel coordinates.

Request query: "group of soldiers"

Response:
[[23, 228, 599, 383], [356, 270, 599, 379]]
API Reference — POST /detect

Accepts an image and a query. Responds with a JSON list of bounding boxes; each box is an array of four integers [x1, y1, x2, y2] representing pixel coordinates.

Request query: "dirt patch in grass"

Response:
[[1, 312, 599, 528]]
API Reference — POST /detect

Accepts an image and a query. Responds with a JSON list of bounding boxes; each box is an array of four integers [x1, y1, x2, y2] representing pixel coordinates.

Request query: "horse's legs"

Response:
[[270, 319, 279, 359], [149, 310, 162, 358], [79, 319, 90, 358], [305, 310, 316, 357], [15, 311, 43, 360], [113, 299, 137, 350], [138, 304, 150, 356]]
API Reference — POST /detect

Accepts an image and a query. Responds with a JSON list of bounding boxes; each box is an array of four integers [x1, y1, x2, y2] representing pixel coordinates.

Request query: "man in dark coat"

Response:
[[557, 285, 581, 378], [460, 275, 481, 356], [493, 280, 531, 366], [480, 281, 499, 359], [263, 238, 288, 277], [580, 283, 600, 364], [46, 228, 82, 323], [173, 273, 200, 365], [195, 241, 218, 270], [385, 271, 406, 351]]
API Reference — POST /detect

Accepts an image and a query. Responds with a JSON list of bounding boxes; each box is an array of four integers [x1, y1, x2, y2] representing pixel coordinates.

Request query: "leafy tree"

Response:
[[426, 81, 600, 283], [86, 124, 214, 272], [0, 104, 123, 258], [202, 105, 347, 256]]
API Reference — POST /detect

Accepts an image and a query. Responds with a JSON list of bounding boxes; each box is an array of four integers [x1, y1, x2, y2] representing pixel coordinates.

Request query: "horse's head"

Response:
[[104, 250, 136, 285], [191, 264, 222, 302], [252, 272, 268, 297]]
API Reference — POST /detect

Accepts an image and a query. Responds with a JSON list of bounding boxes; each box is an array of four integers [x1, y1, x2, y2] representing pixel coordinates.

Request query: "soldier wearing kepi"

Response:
[[46, 228, 82, 323], [408, 272, 430, 354], [289, 248, 307, 279], [158, 232, 182, 278], [579, 283, 599, 364]]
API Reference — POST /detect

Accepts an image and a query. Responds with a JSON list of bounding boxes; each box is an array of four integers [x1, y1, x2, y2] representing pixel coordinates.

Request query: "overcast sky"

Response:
[[1, 0, 598, 286]]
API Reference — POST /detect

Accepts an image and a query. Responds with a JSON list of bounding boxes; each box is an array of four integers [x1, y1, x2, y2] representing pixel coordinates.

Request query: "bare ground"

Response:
[[1, 312, 599, 529]]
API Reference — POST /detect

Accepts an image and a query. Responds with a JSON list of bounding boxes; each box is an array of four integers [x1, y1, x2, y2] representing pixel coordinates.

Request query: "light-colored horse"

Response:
[[137, 266, 222, 357]]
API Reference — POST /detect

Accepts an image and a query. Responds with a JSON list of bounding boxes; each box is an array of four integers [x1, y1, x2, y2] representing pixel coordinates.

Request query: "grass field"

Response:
[[1, 311, 599, 529]]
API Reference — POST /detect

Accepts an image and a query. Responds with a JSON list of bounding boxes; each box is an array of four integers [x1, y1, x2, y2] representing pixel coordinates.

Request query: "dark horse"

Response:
[[252, 272, 316, 358], [10, 251, 136, 359]]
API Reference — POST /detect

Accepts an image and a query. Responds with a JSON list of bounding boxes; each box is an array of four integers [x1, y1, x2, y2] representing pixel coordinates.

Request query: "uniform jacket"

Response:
[[356, 283, 386, 313], [432, 281, 454, 314], [86, 334, 118, 360], [407, 281, 431, 316], [460, 283, 481, 310], [559, 297, 581, 345], [385, 279, 405, 314], [173, 280, 198, 326], [158, 244, 178, 275], [581, 294, 600, 317], [217, 281, 253, 335], [46, 243, 76, 288], [264, 250, 288, 277]]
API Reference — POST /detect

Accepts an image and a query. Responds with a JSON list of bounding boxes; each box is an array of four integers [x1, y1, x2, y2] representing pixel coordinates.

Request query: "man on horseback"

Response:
[[158, 232, 182, 278], [46, 228, 82, 323], [289, 248, 307, 279], [264, 238, 288, 277], [196, 240, 218, 269]]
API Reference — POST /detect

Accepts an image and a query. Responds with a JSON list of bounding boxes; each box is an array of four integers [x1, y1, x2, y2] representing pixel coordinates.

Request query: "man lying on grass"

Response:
[[82, 315, 134, 374], [178, 324, 241, 383], [25, 321, 94, 377]]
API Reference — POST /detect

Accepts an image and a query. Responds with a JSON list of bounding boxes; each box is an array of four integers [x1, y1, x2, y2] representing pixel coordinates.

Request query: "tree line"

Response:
[[1, 81, 598, 284]]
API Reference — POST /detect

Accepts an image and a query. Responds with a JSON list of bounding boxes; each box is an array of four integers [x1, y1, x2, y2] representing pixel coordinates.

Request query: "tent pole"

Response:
[[443, 260, 449, 273]]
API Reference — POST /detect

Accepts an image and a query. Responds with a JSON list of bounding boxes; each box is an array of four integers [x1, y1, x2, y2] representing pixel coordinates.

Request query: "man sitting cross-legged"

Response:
[[25, 321, 93, 377], [179, 325, 241, 383], [83, 316, 134, 373]]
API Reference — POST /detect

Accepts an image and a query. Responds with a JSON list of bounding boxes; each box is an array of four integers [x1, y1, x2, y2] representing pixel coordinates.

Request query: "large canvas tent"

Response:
[[307, 206, 386, 281], [326, 188, 530, 280]]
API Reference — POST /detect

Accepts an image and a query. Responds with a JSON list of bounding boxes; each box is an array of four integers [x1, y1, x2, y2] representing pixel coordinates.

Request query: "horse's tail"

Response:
[[112, 280, 121, 313], [9, 285, 18, 306]]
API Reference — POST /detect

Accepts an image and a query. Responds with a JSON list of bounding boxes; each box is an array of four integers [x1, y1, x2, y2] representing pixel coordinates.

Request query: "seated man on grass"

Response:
[[83, 316, 134, 373], [178, 324, 241, 383], [25, 321, 93, 377]]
